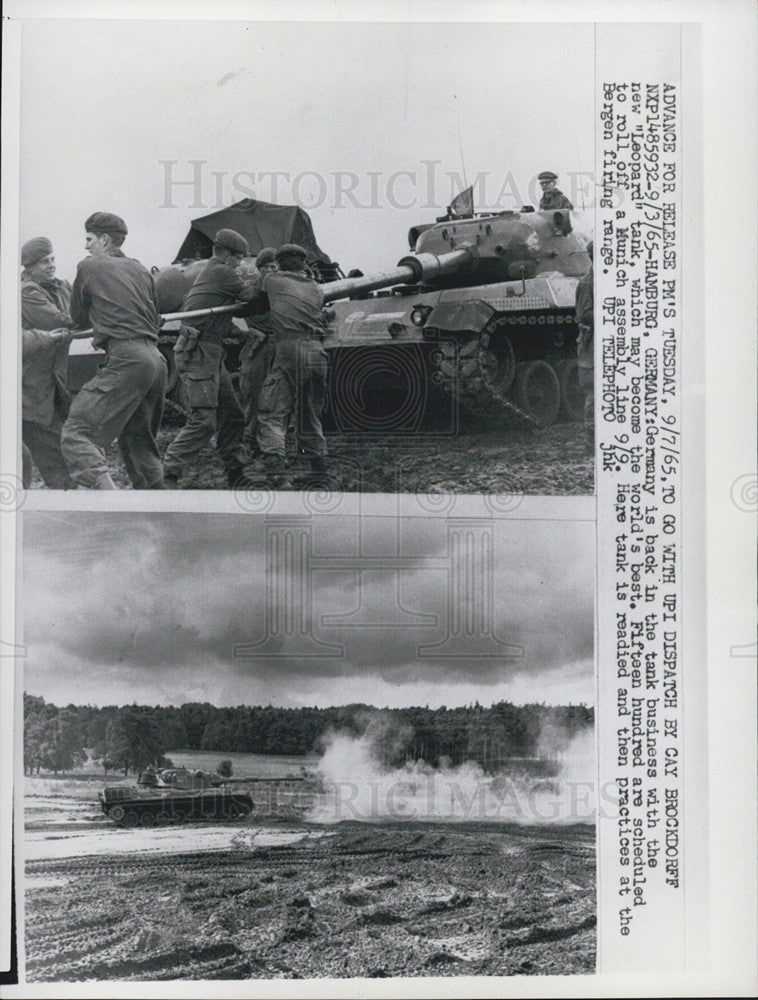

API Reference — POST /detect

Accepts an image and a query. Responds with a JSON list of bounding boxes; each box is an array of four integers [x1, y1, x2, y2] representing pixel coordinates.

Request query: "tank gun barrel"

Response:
[[67, 302, 244, 340], [322, 243, 477, 303], [67, 244, 477, 341]]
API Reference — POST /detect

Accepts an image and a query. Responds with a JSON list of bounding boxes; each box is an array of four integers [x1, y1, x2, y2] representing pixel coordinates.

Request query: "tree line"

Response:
[[23, 693, 593, 776]]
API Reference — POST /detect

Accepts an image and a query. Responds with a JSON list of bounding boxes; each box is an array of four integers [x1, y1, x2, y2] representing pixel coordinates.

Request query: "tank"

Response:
[[66, 205, 591, 431], [98, 767, 253, 827], [319, 207, 591, 429]]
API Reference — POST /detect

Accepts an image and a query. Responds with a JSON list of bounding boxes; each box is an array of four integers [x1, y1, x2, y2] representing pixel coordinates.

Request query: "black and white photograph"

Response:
[[15, 16, 594, 496], [2, 2, 756, 998], [22, 509, 595, 982]]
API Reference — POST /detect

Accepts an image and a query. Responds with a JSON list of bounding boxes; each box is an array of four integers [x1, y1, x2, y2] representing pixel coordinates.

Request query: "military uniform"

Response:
[[162, 254, 252, 484], [255, 264, 328, 467], [238, 248, 278, 457], [61, 228, 167, 489], [239, 310, 275, 455], [20, 262, 74, 488], [575, 264, 594, 447], [538, 171, 574, 210], [539, 187, 574, 210]]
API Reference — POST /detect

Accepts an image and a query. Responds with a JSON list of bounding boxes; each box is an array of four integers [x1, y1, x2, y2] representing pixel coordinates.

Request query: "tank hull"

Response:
[[322, 271, 583, 429], [99, 785, 254, 826]]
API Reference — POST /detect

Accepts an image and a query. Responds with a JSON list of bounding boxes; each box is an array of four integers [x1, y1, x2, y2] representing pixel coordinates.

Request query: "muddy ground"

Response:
[[32, 420, 593, 494], [25, 801, 595, 982]]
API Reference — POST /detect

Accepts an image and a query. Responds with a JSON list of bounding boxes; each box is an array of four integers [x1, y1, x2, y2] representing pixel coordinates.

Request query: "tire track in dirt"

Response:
[[26, 821, 596, 981]]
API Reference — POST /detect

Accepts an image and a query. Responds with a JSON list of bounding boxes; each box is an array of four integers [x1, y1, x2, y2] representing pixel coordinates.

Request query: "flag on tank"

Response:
[[448, 185, 474, 217]]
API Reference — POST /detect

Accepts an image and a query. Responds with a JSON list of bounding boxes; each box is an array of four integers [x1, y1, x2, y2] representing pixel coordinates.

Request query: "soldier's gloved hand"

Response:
[[222, 329, 247, 347], [48, 328, 74, 345]]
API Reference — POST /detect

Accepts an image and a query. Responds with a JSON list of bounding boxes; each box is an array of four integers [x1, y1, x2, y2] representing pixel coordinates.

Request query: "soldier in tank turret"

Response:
[[538, 171, 574, 210]]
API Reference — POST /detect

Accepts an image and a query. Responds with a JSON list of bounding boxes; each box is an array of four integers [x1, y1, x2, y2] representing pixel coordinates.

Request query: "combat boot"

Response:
[[225, 461, 248, 490], [263, 454, 293, 490], [304, 455, 331, 489], [92, 472, 118, 490]]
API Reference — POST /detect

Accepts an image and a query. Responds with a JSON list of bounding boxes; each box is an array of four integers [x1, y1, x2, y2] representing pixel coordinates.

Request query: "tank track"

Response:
[[429, 335, 543, 428], [428, 311, 581, 429]]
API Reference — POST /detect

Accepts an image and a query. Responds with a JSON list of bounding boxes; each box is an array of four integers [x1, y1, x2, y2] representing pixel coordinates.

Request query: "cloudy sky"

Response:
[[22, 511, 594, 709], [15, 15, 594, 279]]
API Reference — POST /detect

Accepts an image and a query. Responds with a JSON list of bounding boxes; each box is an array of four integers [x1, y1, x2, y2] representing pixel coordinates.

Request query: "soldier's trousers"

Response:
[[256, 339, 328, 459], [239, 339, 274, 451], [578, 364, 594, 446], [61, 337, 167, 489], [22, 414, 72, 489], [163, 344, 245, 477]]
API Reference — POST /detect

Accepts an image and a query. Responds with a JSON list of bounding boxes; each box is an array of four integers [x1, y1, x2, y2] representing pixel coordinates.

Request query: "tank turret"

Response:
[[321, 208, 591, 428]]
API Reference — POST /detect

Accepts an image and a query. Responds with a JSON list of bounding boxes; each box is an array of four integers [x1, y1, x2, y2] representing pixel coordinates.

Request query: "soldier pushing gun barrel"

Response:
[[20, 237, 75, 490], [21, 167, 592, 491], [240, 244, 331, 490], [61, 213, 168, 490], [162, 228, 257, 489]]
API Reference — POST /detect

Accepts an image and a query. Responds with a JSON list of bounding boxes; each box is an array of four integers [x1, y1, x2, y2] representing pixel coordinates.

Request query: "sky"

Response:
[[22, 511, 594, 710], [16, 17, 594, 279]]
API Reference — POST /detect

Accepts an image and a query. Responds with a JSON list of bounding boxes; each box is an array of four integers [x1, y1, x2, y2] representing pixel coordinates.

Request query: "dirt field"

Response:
[[31, 421, 593, 494], [25, 796, 595, 982]]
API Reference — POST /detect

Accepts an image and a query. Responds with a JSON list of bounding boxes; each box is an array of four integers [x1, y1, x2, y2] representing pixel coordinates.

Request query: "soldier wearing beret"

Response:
[[238, 247, 278, 460], [252, 243, 330, 489], [60, 212, 167, 489], [538, 171, 574, 211], [19, 237, 75, 488], [163, 228, 258, 488], [575, 240, 594, 451]]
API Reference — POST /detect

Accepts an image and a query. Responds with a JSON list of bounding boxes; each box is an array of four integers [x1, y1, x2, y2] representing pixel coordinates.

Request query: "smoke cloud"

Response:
[[307, 719, 595, 826]]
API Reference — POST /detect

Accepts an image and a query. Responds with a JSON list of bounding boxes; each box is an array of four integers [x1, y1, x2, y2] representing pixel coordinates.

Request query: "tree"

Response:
[[43, 707, 86, 775], [103, 706, 167, 775]]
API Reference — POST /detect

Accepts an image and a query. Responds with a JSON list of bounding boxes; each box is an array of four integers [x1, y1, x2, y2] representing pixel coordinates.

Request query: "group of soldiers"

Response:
[[21, 175, 590, 490], [20, 213, 330, 490]]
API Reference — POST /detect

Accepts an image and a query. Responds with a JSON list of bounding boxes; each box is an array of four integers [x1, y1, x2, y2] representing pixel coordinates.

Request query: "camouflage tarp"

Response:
[[173, 199, 332, 264]]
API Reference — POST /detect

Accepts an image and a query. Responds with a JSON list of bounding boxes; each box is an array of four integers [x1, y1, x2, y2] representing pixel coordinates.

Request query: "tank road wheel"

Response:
[[109, 804, 125, 825], [512, 361, 561, 427], [123, 811, 140, 828], [156, 812, 171, 825], [172, 810, 187, 824], [554, 358, 584, 421], [478, 332, 516, 395], [234, 801, 252, 820], [140, 811, 157, 828]]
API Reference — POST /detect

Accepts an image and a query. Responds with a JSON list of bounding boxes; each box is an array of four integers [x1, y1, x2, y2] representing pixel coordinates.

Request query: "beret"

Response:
[[255, 247, 277, 267], [214, 228, 249, 256], [21, 237, 53, 267], [85, 212, 128, 236], [275, 243, 307, 262], [538, 171, 558, 182]]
